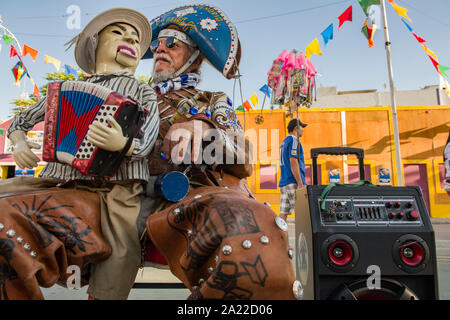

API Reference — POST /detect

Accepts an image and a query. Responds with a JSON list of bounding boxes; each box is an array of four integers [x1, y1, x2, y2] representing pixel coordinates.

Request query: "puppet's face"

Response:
[[95, 23, 141, 74]]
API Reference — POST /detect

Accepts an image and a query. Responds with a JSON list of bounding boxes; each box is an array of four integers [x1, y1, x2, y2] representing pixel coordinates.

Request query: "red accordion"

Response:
[[43, 81, 147, 177]]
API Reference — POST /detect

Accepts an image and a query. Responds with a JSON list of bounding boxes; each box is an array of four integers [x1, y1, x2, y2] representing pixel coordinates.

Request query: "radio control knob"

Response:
[[386, 201, 393, 208], [407, 201, 414, 208], [407, 210, 420, 221], [398, 212, 405, 219], [389, 212, 396, 219], [394, 202, 401, 208]]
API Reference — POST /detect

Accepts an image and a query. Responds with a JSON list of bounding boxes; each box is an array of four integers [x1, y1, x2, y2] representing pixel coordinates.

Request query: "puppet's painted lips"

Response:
[[117, 45, 137, 58]]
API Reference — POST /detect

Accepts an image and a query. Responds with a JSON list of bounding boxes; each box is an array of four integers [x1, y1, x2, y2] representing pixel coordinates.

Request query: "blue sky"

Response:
[[0, 0, 449, 120]]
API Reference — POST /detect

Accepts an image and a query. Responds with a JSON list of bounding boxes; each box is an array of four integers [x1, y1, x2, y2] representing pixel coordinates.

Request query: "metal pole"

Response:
[[380, 0, 404, 186]]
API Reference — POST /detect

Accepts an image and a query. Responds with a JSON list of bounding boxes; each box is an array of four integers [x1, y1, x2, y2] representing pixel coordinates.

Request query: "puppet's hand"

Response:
[[87, 116, 134, 155], [10, 130, 40, 169]]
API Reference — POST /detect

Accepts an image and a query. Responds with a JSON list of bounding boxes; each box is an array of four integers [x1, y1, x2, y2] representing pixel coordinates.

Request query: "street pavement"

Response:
[[41, 218, 450, 300]]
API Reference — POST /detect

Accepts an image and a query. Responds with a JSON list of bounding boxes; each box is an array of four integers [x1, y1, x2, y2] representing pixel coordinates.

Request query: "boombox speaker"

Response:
[[294, 147, 439, 300]]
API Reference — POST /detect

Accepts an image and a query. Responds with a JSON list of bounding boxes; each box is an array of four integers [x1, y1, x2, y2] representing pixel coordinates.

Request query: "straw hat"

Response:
[[66, 7, 151, 73]]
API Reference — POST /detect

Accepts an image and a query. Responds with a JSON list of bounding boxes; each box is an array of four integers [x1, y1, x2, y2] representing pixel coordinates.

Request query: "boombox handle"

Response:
[[311, 147, 365, 185]]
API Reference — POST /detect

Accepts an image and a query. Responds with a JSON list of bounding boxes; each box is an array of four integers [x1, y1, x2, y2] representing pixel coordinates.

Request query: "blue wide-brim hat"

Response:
[[143, 4, 241, 79]]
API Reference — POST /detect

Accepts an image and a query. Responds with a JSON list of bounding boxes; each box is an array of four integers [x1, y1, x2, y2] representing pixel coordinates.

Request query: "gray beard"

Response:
[[152, 69, 177, 84]]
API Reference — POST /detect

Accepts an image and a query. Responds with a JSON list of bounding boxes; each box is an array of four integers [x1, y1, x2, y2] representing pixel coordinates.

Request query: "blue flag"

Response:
[[64, 64, 78, 79], [321, 24, 334, 46], [259, 84, 272, 98], [401, 18, 413, 32]]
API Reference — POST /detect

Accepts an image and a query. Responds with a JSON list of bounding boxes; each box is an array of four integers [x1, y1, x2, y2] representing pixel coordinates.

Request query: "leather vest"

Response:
[[148, 87, 223, 176]]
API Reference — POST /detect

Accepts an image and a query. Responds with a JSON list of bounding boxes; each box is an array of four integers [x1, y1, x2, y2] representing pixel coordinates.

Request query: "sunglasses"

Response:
[[150, 37, 182, 53]]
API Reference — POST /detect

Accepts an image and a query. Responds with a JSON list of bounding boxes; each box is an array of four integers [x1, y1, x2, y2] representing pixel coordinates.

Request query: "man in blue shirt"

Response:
[[279, 118, 307, 221]]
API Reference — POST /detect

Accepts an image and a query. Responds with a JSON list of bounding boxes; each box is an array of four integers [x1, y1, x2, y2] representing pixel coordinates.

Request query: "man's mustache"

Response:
[[154, 53, 174, 66]]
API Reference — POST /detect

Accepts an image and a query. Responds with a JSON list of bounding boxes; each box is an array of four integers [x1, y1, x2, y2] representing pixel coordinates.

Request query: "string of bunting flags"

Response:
[[1, 24, 83, 101], [235, 4, 355, 121], [386, 0, 450, 97], [237, 0, 450, 123]]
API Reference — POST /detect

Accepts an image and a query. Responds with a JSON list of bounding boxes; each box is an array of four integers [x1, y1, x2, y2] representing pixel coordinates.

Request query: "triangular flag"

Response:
[[391, 3, 412, 22], [10, 45, 19, 58], [64, 64, 78, 79], [242, 100, 253, 111], [401, 18, 413, 32], [0, 128, 4, 137], [438, 64, 450, 79], [2, 35, 14, 45], [250, 93, 259, 107], [236, 105, 245, 112], [305, 38, 322, 58], [338, 5, 352, 29], [32, 84, 40, 100], [22, 44, 38, 62], [0, 43, 2, 53], [321, 24, 334, 46], [412, 33, 426, 44], [422, 44, 438, 62], [259, 84, 272, 98], [427, 55, 440, 72], [44, 55, 61, 71]]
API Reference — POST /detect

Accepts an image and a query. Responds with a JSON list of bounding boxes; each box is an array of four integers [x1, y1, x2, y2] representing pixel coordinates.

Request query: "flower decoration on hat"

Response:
[[143, 4, 241, 79], [199, 18, 219, 32]]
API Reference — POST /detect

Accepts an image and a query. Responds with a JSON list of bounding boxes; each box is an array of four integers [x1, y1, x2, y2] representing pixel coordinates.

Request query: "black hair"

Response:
[[288, 119, 303, 133]]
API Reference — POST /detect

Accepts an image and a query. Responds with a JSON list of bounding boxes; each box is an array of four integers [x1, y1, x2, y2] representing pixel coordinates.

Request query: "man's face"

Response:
[[152, 34, 192, 82], [293, 125, 304, 138], [95, 23, 141, 74]]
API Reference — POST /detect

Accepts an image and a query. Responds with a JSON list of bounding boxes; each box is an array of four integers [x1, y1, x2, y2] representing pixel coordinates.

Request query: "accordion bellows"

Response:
[[43, 81, 146, 177]]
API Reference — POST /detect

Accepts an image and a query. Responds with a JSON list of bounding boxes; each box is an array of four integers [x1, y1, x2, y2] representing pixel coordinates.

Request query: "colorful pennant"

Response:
[[32, 83, 40, 100], [391, 3, 412, 21], [22, 44, 39, 62], [250, 93, 259, 107], [438, 65, 450, 79], [44, 55, 61, 71], [259, 84, 272, 98], [305, 38, 322, 58], [412, 33, 425, 44], [2, 35, 14, 45], [64, 64, 78, 79], [10, 45, 19, 59], [401, 18, 413, 32], [321, 24, 334, 46], [338, 5, 353, 29], [242, 100, 253, 111]]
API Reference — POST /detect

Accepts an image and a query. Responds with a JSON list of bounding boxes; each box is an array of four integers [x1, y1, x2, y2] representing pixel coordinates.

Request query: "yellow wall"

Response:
[[237, 105, 450, 218]]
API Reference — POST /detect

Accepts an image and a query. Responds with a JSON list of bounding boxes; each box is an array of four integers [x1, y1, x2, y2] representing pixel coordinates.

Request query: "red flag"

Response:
[[427, 55, 440, 72], [242, 100, 253, 111], [10, 45, 18, 58], [23, 44, 38, 61], [32, 84, 40, 100], [412, 33, 426, 44], [338, 5, 352, 29]]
